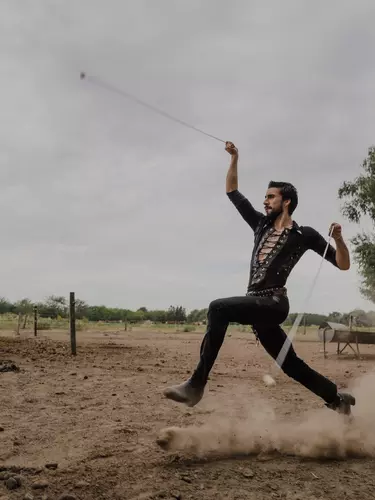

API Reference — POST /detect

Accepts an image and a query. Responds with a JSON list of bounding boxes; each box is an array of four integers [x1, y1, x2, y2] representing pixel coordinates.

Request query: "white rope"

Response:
[[273, 226, 335, 373], [79, 72, 226, 144]]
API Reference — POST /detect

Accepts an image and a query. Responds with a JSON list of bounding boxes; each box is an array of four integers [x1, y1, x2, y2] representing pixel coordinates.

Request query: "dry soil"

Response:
[[1, 328, 375, 500]]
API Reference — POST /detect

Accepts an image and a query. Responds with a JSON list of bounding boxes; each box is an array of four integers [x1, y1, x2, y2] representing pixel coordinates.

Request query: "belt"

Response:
[[246, 287, 287, 297]]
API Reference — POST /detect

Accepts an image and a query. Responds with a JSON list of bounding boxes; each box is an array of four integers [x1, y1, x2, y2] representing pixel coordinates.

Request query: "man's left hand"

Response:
[[329, 222, 342, 241]]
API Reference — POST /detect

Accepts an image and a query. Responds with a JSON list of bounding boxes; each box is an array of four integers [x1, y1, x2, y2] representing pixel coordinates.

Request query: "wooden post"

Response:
[[33, 305, 38, 337], [16, 313, 22, 336], [355, 333, 360, 358], [70, 292, 76, 355]]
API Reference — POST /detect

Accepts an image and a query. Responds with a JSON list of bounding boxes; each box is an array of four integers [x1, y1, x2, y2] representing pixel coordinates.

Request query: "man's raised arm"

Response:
[[330, 223, 350, 270], [304, 223, 350, 270], [225, 141, 264, 232], [225, 141, 239, 193]]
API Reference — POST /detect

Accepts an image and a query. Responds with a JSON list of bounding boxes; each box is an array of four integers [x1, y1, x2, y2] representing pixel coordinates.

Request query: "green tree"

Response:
[[39, 295, 68, 318], [127, 310, 145, 323], [284, 313, 328, 327], [136, 307, 149, 320], [148, 310, 167, 323], [86, 305, 109, 322], [327, 311, 343, 323], [0, 297, 15, 314], [75, 299, 89, 320], [87, 306, 124, 322], [338, 145, 375, 302], [14, 298, 33, 315], [14, 298, 34, 329], [187, 309, 200, 323], [187, 308, 208, 323], [197, 308, 208, 322], [167, 305, 187, 323]]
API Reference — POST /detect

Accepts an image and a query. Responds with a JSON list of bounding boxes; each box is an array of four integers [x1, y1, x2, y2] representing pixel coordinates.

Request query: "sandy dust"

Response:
[[157, 372, 375, 460], [1, 328, 375, 499]]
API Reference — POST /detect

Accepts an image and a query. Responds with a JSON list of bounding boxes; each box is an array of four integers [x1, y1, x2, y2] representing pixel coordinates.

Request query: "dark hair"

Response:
[[268, 181, 298, 214]]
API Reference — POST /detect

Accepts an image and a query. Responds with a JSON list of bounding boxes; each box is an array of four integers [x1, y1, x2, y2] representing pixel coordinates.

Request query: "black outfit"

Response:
[[190, 190, 338, 404]]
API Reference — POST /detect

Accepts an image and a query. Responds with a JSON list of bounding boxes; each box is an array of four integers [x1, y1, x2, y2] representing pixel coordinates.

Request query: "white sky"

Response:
[[1, 0, 375, 314]]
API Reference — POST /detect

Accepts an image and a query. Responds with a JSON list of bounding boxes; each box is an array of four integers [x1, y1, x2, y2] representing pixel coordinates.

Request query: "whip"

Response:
[[80, 72, 226, 144]]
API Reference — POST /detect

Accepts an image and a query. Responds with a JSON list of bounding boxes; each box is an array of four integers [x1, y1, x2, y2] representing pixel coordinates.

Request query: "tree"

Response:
[[167, 305, 187, 323], [338, 145, 375, 303], [86, 305, 109, 322], [75, 299, 89, 320], [148, 310, 167, 323], [14, 298, 34, 329], [327, 311, 343, 323], [127, 310, 145, 323], [0, 297, 15, 314], [187, 309, 200, 323], [39, 295, 68, 318], [187, 308, 208, 323], [14, 298, 33, 315], [284, 313, 328, 327]]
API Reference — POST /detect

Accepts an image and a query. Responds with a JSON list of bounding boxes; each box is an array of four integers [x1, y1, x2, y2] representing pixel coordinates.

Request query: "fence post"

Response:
[[16, 313, 22, 336], [33, 305, 38, 337], [70, 292, 76, 355]]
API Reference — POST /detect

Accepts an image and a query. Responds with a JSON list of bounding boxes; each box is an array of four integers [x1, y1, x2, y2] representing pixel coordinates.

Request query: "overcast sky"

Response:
[[1, 0, 375, 314]]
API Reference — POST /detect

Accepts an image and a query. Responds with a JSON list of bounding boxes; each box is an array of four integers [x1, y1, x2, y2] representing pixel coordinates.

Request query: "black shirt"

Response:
[[227, 190, 338, 293]]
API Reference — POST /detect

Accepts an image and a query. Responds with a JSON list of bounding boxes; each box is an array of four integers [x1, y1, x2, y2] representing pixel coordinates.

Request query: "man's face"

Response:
[[263, 187, 285, 218]]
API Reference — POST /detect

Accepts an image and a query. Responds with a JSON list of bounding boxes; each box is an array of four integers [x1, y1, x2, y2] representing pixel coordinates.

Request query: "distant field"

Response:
[[1, 313, 373, 343], [0, 312, 321, 342]]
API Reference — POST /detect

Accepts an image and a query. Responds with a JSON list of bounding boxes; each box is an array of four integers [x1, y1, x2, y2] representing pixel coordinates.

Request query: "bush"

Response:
[[37, 319, 52, 330], [76, 320, 86, 331], [52, 319, 69, 329], [183, 325, 195, 332]]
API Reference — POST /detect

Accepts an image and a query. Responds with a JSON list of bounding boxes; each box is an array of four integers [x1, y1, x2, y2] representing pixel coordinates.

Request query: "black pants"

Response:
[[190, 294, 337, 404]]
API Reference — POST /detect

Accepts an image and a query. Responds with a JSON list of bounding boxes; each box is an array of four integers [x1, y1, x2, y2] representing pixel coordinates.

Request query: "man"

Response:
[[163, 141, 356, 415]]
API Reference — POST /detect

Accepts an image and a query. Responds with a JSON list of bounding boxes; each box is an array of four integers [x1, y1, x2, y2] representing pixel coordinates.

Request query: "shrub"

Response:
[[37, 319, 52, 330], [76, 320, 86, 331]]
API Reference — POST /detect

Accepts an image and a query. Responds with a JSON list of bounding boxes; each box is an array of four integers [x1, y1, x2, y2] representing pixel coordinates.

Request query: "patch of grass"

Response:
[[182, 325, 195, 332]]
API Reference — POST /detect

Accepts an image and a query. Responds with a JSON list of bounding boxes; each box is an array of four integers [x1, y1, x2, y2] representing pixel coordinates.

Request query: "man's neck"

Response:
[[273, 212, 293, 231]]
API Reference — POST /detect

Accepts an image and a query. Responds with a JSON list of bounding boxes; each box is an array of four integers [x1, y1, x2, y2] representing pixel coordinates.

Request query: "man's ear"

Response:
[[283, 199, 291, 210]]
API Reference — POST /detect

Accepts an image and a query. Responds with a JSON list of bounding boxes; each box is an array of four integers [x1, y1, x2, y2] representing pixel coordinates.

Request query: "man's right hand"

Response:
[[225, 141, 239, 193], [225, 141, 238, 157]]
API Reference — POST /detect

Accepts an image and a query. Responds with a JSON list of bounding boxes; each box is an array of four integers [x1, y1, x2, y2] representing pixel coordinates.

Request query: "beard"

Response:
[[265, 206, 283, 222]]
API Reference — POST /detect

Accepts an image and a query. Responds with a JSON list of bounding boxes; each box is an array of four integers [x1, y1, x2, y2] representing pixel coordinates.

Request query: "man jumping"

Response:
[[163, 141, 356, 415]]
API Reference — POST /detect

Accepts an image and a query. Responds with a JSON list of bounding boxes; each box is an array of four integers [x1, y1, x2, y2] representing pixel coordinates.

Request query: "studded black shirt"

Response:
[[227, 190, 338, 293]]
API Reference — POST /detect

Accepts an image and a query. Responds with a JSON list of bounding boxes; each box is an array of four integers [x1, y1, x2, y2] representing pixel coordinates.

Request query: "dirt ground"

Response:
[[1, 328, 375, 500]]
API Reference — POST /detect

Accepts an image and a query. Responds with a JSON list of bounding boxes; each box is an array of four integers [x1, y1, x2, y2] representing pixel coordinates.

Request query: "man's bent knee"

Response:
[[208, 298, 231, 318], [208, 298, 225, 313]]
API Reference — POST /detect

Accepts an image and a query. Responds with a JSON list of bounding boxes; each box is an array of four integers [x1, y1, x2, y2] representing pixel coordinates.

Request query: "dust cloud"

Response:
[[157, 372, 375, 459]]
